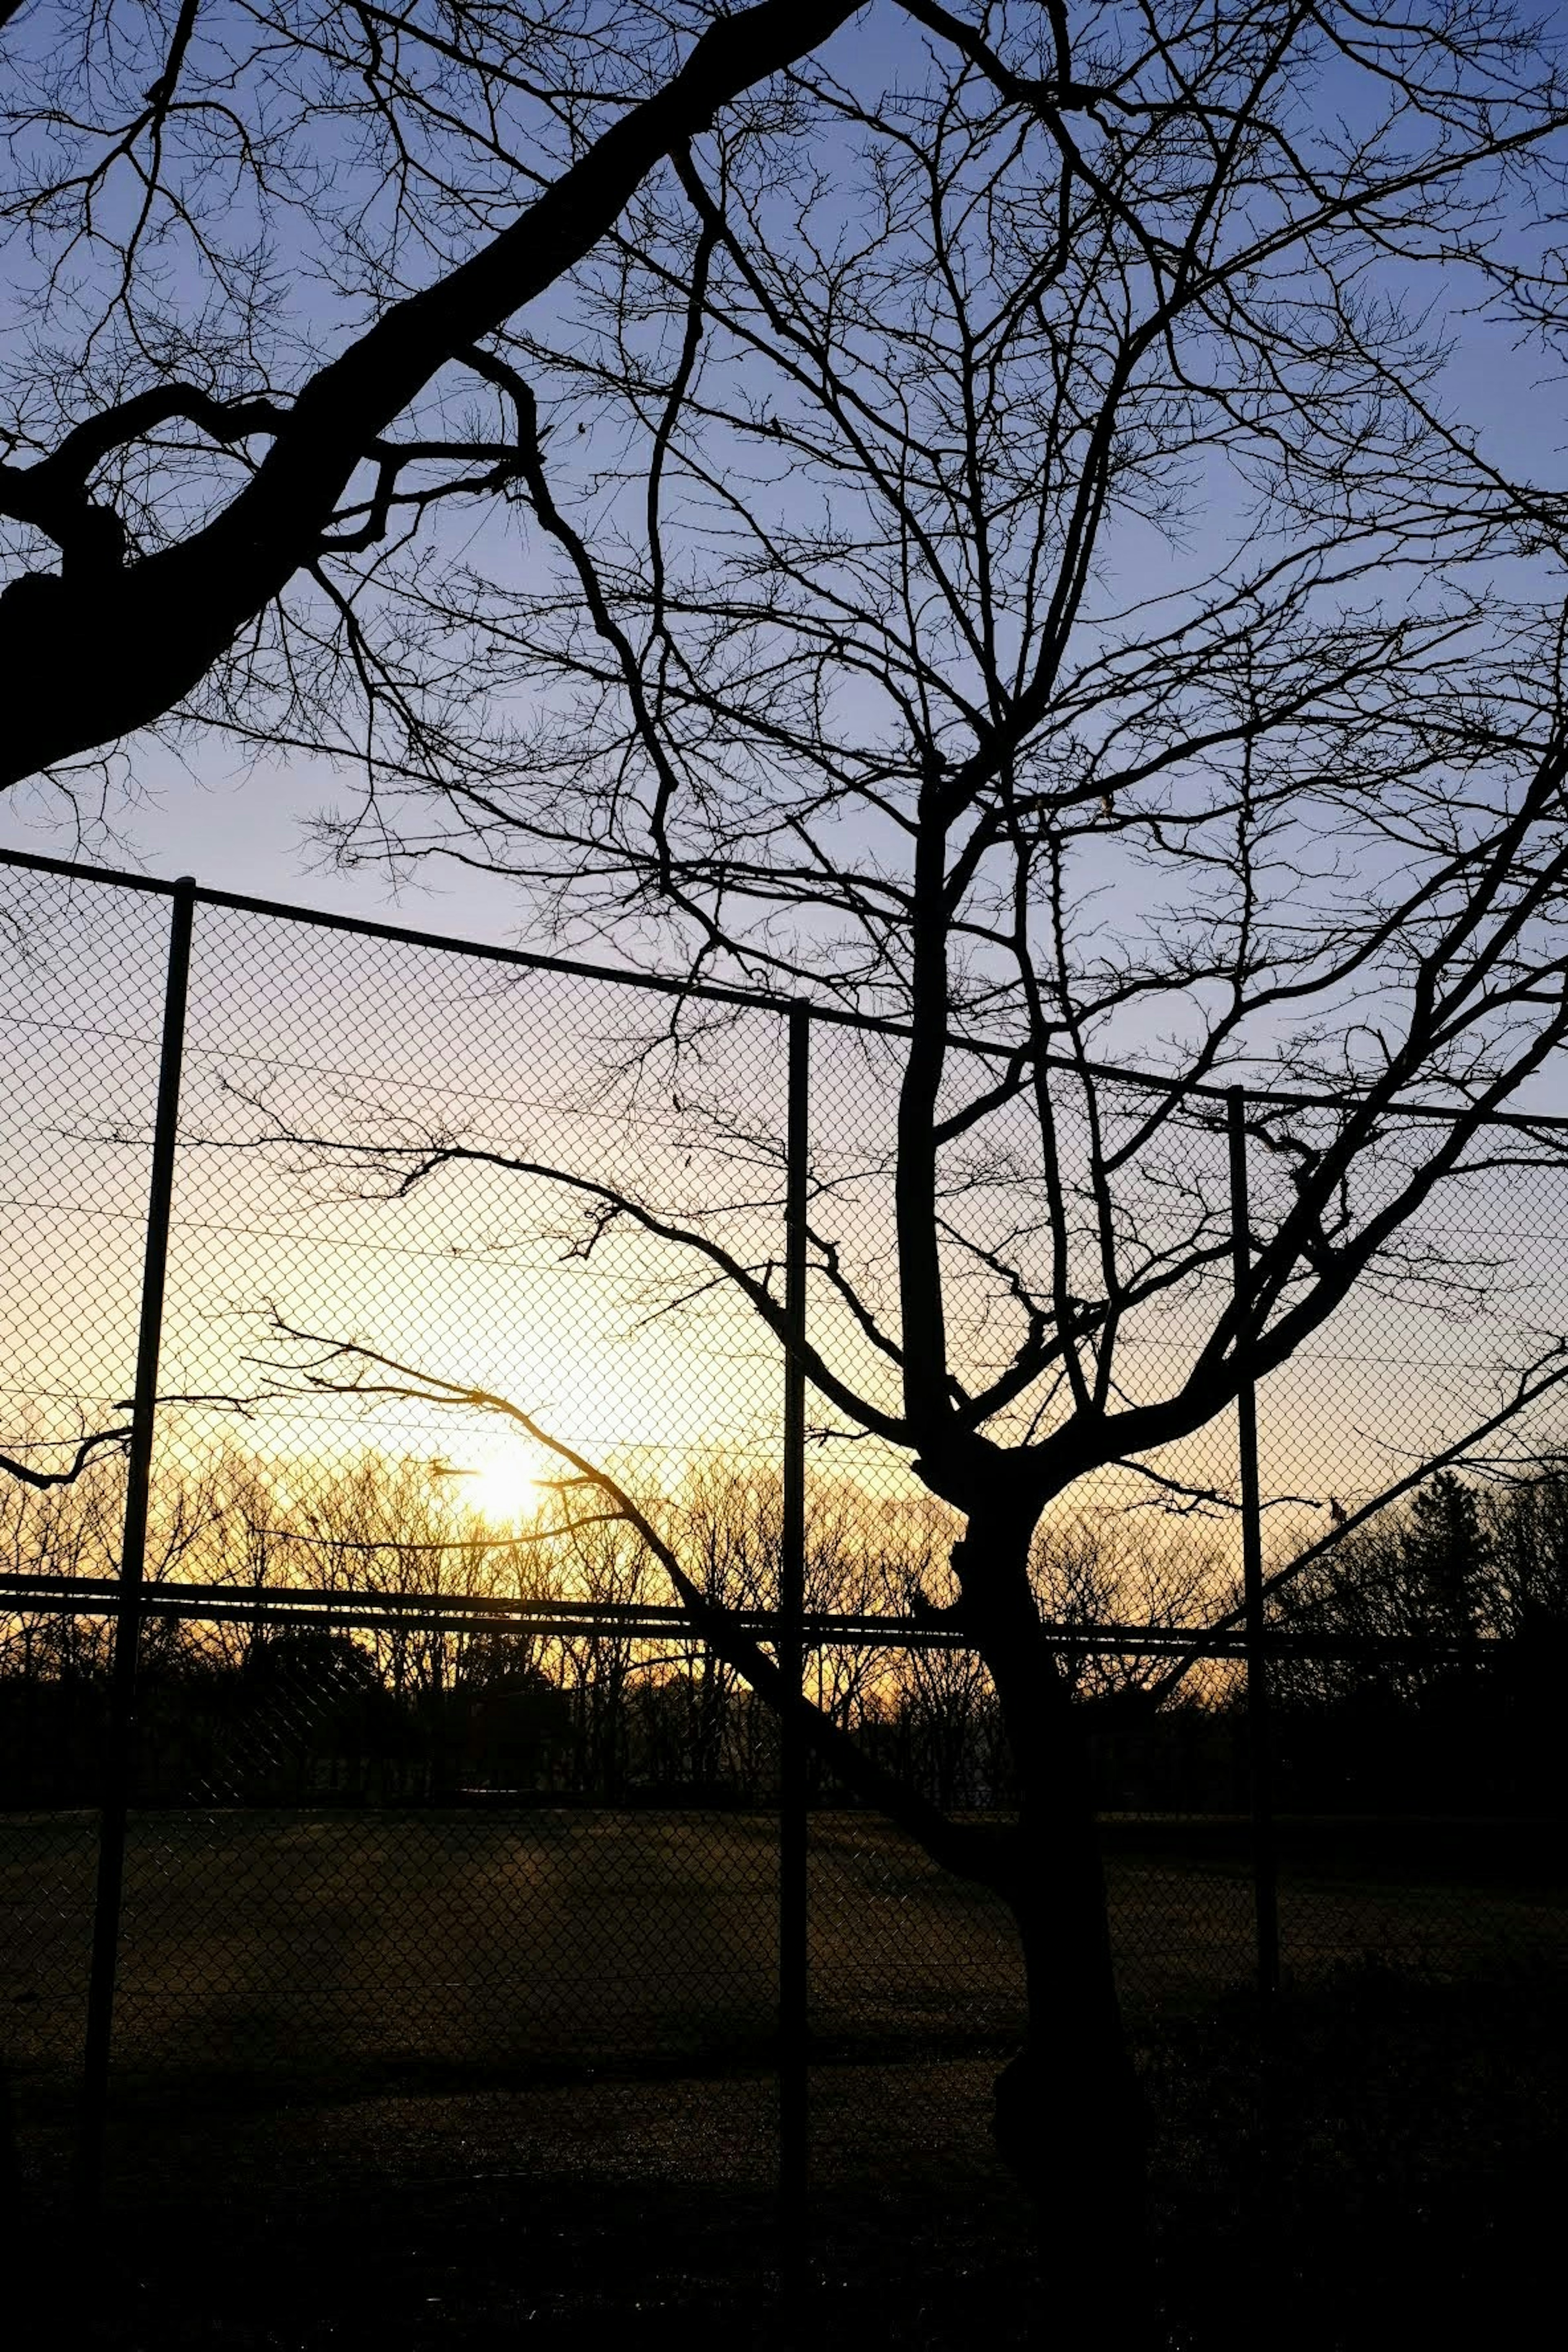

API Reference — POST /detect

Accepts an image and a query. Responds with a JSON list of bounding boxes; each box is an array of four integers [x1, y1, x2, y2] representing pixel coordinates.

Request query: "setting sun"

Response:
[[465, 1457, 541, 1527]]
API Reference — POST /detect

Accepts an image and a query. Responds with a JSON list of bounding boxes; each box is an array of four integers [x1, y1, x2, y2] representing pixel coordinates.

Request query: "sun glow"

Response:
[[465, 1457, 542, 1527]]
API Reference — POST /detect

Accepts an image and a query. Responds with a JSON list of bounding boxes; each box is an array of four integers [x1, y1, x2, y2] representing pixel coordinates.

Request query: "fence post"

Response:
[[78, 876, 196, 2203], [1227, 1086, 1281, 2000], [779, 1005, 810, 2247]]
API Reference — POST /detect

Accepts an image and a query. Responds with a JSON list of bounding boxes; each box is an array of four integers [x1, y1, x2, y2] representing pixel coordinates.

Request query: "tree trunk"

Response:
[[961, 1508, 1154, 2324], [998, 1799, 1150, 2277]]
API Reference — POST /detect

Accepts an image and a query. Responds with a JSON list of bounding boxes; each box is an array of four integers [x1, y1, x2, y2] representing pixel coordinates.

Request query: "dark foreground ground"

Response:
[[10, 1957, 1561, 2350]]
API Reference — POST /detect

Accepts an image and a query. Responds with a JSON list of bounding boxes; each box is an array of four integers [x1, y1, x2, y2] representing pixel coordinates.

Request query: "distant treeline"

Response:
[[1266, 1468, 1568, 1814], [1, 1450, 1563, 1814]]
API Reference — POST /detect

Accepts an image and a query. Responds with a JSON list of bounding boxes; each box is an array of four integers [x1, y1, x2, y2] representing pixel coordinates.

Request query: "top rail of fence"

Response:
[[0, 1568, 1504, 1662], [8, 844, 1565, 1132]]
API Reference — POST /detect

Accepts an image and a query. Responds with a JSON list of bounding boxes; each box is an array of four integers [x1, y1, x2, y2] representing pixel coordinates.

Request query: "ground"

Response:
[[8, 1966, 1560, 2347], [3, 1809, 1561, 2345]]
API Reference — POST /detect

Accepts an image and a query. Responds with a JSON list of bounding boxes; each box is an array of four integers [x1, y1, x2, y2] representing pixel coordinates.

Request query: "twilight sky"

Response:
[[3, 3, 1567, 966]]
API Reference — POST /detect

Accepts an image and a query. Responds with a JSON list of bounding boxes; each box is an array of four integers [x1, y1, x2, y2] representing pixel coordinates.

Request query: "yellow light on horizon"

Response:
[[465, 1456, 542, 1527]]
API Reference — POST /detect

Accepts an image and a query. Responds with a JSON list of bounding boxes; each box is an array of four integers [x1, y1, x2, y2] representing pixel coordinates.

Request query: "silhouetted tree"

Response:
[[1402, 1472, 1490, 1647], [239, 9, 1568, 2298], [0, 2, 1015, 806]]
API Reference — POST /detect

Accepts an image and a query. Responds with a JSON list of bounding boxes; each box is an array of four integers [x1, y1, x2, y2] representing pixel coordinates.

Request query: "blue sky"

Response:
[[2, 0, 1567, 975]]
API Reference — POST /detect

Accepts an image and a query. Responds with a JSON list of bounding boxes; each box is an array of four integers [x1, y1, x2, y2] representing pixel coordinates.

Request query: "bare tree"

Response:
[[1031, 1511, 1224, 1703], [0, 0, 889, 802], [222, 4, 1568, 2274], [1485, 1464, 1568, 1635], [21, 0, 1568, 2310]]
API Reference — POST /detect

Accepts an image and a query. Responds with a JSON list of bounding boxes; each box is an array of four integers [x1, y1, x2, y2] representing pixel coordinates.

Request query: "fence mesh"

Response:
[[2, 851, 1563, 2217]]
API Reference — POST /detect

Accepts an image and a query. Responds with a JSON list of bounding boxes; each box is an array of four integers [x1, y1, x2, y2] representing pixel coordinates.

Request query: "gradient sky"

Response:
[[3, 4, 1567, 961]]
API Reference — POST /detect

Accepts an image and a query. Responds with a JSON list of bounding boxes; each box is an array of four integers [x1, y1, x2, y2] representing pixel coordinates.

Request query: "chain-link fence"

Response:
[[2, 846, 1564, 2221]]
